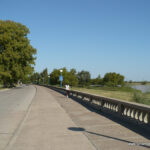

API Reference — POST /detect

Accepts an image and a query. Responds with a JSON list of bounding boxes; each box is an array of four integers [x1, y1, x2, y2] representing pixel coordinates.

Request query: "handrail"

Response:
[[44, 85, 150, 129]]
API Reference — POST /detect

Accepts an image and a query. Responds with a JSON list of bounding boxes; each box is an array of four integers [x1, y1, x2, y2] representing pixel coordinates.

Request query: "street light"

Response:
[[48, 75, 50, 86], [60, 70, 63, 87]]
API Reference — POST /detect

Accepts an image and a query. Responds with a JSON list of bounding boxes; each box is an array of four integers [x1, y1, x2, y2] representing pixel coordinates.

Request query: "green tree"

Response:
[[66, 68, 78, 86], [50, 68, 78, 86], [103, 72, 125, 87], [91, 74, 102, 85], [0, 20, 36, 87], [30, 72, 40, 84], [40, 68, 48, 84], [141, 81, 147, 85], [77, 70, 91, 86], [50, 69, 60, 85]]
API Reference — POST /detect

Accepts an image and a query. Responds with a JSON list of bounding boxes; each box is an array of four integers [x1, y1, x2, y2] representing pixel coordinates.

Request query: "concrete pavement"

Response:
[[2, 85, 150, 150], [0, 85, 36, 150], [5, 85, 96, 150], [51, 87, 150, 150]]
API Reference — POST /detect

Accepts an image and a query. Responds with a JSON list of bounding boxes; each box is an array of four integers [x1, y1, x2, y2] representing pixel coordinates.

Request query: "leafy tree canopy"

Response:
[[30, 72, 40, 84], [91, 74, 102, 85], [78, 70, 91, 86], [0, 20, 36, 87], [40, 68, 48, 84], [103, 72, 125, 87], [50, 68, 78, 86]]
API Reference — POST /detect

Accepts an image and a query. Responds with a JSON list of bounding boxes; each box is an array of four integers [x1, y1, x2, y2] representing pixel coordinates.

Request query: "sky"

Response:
[[0, 0, 150, 81]]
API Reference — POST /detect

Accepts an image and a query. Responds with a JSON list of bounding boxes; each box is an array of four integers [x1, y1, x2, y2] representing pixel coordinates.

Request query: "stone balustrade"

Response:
[[44, 85, 150, 130]]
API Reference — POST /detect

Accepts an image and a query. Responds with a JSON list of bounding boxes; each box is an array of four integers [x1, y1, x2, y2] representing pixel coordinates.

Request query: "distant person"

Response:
[[65, 85, 70, 98]]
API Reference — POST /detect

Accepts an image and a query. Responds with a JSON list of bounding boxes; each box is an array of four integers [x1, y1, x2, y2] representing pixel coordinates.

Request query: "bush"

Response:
[[133, 92, 150, 105], [133, 92, 143, 103], [141, 81, 147, 85], [103, 72, 125, 87]]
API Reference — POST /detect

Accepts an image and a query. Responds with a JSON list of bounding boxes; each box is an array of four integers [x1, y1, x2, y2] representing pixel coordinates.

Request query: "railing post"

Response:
[[101, 99, 104, 109], [89, 96, 92, 103], [118, 103, 124, 116], [148, 112, 150, 125]]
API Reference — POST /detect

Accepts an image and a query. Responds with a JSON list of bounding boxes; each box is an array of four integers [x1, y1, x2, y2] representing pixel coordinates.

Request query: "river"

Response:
[[131, 85, 150, 93]]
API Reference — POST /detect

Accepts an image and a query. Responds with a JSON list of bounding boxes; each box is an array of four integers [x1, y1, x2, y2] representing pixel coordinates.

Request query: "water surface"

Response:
[[131, 85, 150, 93]]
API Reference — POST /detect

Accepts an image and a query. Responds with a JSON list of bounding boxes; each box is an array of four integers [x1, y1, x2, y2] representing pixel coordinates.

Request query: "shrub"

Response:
[[133, 92, 150, 105], [141, 81, 147, 85]]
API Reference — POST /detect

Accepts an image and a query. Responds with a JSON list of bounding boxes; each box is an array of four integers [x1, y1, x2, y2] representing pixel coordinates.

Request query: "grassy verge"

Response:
[[0, 87, 6, 91], [71, 86, 150, 105], [133, 92, 150, 105], [0, 85, 4, 90]]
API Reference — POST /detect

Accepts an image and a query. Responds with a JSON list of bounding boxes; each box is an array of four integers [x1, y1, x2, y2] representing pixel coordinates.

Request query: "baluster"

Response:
[[118, 104, 124, 116], [109, 103, 111, 109], [129, 108, 132, 117], [127, 108, 131, 117], [133, 109, 136, 119], [115, 105, 117, 112], [135, 110, 138, 120], [116, 105, 118, 112], [124, 108, 127, 116], [112, 104, 115, 111], [105, 102, 108, 108], [106, 102, 108, 108], [142, 112, 146, 123], [130, 109, 134, 118], [137, 111, 141, 121], [107, 102, 109, 108], [126, 108, 129, 116], [101, 100, 104, 108], [110, 103, 112, 109], [112, 104, 114, 111], [89, 96, 92, 103]]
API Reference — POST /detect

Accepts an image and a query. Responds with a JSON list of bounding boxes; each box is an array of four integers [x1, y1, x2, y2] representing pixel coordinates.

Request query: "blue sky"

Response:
[[0, 0, 150, 81]]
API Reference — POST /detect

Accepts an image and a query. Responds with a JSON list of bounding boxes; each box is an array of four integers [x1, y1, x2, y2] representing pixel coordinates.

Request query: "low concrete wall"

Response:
[[44, 85, 150, 130]]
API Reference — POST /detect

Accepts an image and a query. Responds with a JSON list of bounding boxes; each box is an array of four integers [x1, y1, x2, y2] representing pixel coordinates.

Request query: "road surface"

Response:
[[0, 85, 36, 150], [0, 85, 150, 150]]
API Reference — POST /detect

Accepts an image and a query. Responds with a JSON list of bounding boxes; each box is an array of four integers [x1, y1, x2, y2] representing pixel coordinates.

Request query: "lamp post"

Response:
[[48, 75, 50, 86], [60, 69, 63, 87]]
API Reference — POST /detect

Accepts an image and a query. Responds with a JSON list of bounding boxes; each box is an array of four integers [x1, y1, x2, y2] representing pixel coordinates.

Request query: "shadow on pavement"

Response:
[[68, 127, 150, 149], [68, 94, 150, 140]]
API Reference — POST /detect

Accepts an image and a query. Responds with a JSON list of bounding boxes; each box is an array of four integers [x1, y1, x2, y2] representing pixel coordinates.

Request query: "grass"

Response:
[[0, 87, 6, 91], [0, 85, 4, 90], [71, 86, 150, 105], [133, 92, 150, 105]]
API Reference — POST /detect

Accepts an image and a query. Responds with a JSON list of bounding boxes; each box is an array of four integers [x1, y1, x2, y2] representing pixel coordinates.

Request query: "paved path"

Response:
[[0, 85, 36, 150], [1, 85, 150, 150], [50, 87, 150, 150], [5, 85, 95, 150]]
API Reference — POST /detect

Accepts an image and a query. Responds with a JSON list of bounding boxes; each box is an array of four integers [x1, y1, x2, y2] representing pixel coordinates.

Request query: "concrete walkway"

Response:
[[6, 86, 95, 150], [50, 87, 150, 150], [0, 85, 36, 150]]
